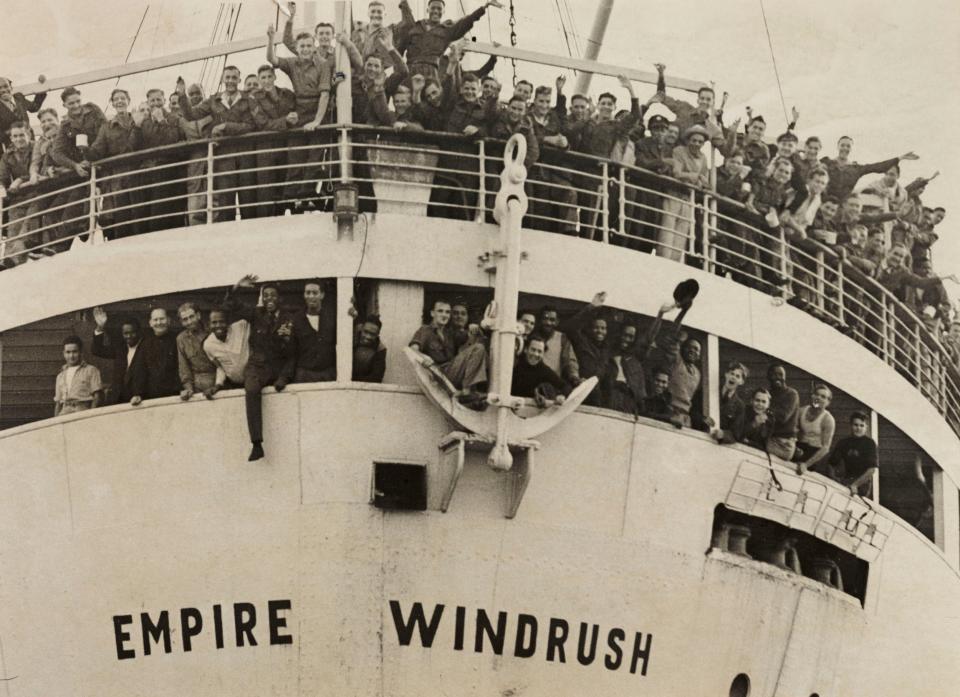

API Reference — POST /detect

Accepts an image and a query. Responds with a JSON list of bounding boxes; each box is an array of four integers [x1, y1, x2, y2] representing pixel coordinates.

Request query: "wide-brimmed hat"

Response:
[[683, 124, 709, 142]]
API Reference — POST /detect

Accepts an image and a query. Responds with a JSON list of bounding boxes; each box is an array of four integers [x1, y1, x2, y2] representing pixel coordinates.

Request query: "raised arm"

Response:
[[267, 24, 281, 67], [282, 4, 298, 54]]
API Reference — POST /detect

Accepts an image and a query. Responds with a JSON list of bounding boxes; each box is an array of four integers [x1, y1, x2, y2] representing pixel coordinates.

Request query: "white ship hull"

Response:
[[1, 385, 957, 696]]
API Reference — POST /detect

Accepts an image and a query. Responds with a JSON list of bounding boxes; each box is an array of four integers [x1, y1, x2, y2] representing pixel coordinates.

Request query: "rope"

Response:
[[759, 0, 790, 126], [560, 0, 582, 57], [199, 4, 225, 85]]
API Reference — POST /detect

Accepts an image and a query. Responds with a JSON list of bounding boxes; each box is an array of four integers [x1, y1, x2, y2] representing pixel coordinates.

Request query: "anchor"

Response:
[[405, 134, 597, 515]]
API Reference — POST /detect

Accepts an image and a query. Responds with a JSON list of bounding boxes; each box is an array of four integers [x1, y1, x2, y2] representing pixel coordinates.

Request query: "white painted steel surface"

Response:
[[0, 385, 957, 695]]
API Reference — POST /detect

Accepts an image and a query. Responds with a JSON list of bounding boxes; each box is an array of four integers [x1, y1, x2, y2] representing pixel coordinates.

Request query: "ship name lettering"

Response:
[[113, 599, 293, 660], [389, 600, 652, 676]]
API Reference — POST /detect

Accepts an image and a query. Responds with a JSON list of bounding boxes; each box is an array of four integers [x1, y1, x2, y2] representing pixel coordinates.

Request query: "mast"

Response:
[[574, 0, 615, 96]]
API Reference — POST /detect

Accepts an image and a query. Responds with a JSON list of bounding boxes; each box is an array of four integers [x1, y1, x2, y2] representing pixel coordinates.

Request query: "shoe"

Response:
[[248, 442, 265, 461], [456, 390, 487, 411]]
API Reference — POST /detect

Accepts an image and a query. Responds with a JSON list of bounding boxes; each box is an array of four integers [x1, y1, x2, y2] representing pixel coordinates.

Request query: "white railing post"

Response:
[[476, 139, 486, 224], [618, 166, 626, 240], [881, 298, 892, 366], [778, 226, 789, 286], [687, 188, 697, 261], [815, 250, 826, 312], [701, 193, 712, 273], [835, 259, 845, 322], [601, 162, 609, 243], [913, 323, 923, 387], [206, 141, 215, 224], [87, 164, 98, 236]]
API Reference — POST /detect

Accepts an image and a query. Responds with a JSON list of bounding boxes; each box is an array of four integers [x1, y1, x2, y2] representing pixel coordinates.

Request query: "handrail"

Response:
[[1, 122, 957, 439]]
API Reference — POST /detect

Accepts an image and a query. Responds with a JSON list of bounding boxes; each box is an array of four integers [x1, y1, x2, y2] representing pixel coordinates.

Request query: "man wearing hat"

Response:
[[395, 0, 504, 81], [820, 135, 918, 200], [658, 124, 709, 261]]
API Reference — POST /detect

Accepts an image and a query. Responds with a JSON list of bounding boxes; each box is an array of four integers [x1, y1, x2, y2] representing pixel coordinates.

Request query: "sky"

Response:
[[3, 0, 959, 272]]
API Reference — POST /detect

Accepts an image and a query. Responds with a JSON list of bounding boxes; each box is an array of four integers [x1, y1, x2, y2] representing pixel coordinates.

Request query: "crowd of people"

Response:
[[53, 277, 878, 497], [3, 1, 958, 412], [61, 276, 384, 461]]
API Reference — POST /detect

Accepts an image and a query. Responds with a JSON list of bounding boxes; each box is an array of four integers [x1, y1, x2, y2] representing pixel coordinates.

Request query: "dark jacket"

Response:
[[353, 341, 387, 383], [88, 114, 138, 162], [396, 2, 487, 68], [92, 332, 148, 404], [602, 352, 647, 415], [0, 91, 46, 151], [566, 99, 641, 160], [180, 92, 256, 138], [288, 304, 338, 379], [250, 87, 298, 132], [223, 289, 293, 370], [139, 332, 180, 399], [52, 103, 107, 168], [512, 358, 569, 399]]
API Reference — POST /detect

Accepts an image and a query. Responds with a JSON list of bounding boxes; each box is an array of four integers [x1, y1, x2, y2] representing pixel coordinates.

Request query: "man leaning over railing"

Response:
[[0, 121, 34, 265], [87, 88, 139, 239], [249, 64, 298, 218], [178, 67, 257, 222], [171, 82, 214, 226], [51, 87, 106, 244]]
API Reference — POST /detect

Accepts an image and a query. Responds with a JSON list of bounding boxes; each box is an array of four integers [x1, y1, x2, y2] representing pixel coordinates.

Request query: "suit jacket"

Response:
[[92, 332, 148, 404], [139, 333, 180, 399], [288, 303, 338, 378]]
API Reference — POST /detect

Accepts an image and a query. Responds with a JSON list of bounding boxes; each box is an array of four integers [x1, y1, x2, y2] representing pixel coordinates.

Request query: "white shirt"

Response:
[[307, 314, 319, 331], [204, 319, 251, 385], [126, 343, 138, 370], [64, 365, 79, 388]]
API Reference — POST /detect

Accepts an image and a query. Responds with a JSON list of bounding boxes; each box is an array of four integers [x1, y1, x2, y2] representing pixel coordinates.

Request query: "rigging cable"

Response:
[[553, 0, 575, 59], [560, 0, 582, 57], [199, 4, 226, 88], [759, 0, 790, 126], [107, 5, 150, 107], [507, 0, 518, 86]]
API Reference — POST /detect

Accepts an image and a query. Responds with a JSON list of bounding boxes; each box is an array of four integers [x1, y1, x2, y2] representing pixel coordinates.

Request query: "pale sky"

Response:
[[4, 0, 959, 275]]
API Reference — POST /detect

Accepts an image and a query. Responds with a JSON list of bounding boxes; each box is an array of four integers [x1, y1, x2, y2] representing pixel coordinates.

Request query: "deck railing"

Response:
[[2, 124, 958, 436]]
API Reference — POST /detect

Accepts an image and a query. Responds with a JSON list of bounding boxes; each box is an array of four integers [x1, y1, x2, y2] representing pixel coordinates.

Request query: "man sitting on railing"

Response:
[[249, 64, 299, 218], [409, 298, 488, 408], [51, 87, 106, 243], [223, 275, 295, 462], [0, 121, 34, 265], [394, 0, 504, 82], [178, 67, 257, 222]]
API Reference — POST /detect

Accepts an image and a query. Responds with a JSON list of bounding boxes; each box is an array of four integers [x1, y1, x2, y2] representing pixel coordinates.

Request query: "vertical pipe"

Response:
[[815, 250, 825, 312], [701, 193, 712, 273], [573, 0, 616, 96], [870, 410, 880, 503], [206, 141, 215, 224], [706, 333, 721, 432], [618, 166, 626, 240], [932, 468, 960, 567], [0, 192, 6, 260], [476, 140, 486, 223], [88, 165, 98, 236], [336, 276, 354, 383], [335, 1, 353, 180], [600, 162, 609, 243]]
